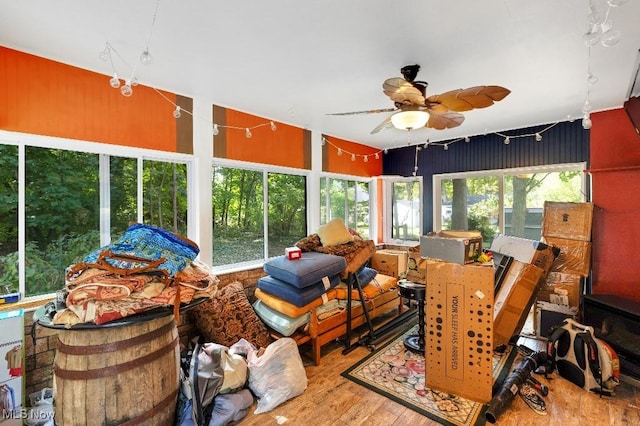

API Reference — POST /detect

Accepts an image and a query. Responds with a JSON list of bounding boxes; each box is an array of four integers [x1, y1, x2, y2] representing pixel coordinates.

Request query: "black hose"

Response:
[[485, 351, 549, 424]]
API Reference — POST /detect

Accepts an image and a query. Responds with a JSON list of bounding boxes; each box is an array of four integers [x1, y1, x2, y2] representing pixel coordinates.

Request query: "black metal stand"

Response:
[[341, 267, 417, 354]]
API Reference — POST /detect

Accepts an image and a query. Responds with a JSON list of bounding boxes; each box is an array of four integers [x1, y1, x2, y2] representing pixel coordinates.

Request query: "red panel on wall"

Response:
[[590, 109, 640, 302], [0, 46, 183, 152]]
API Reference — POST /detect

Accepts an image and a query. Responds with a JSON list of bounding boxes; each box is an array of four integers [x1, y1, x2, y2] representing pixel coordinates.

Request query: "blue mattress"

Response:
[[252, 299, 310, 337], [263, 252, 346, 288], [257, 273, 341, 307]]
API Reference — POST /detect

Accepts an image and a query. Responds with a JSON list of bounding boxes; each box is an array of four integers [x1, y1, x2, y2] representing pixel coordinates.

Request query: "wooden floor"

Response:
[[237, 321, 640, 426]]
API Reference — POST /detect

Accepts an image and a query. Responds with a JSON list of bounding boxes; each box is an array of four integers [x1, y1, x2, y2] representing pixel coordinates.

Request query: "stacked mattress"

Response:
[[254, 251, 396, 339], [254, 252, 346, 335]]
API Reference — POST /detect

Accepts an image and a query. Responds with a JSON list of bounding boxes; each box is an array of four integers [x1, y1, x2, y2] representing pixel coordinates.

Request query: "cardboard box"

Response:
[[489, 234, 559, 274], [406, 247, 427, 283], [493, 260, 546, 347], [420, 232, 482, 264], [425, 259, 495, 403], [537, 271, 583, 308], [542, 201, 594, 242], [536, 301, 577, 338], [542, 236, 592, 277], [371, 249, 408, 278]]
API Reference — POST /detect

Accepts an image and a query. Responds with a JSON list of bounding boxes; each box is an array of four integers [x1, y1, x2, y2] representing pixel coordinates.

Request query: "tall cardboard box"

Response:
[[541, 236, 592, 277], [489, 234, 559, 274], [542, 201, 594, 242], [537, 271, 583, 308], [493, 260, 546, 347], [371, 249, 408, 278], [425, 259, 495, 403]]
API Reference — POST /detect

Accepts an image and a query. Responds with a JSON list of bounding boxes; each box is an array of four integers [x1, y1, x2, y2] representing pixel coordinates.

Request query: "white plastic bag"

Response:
[[247, 338, 307, 414]]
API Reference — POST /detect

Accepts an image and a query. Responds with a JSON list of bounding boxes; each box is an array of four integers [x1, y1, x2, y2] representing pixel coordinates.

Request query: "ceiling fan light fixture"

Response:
[[390, 110, 429, 131]]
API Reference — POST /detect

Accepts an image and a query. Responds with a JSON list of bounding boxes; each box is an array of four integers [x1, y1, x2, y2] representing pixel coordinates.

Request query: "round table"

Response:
[[398, 281, 426, 354]]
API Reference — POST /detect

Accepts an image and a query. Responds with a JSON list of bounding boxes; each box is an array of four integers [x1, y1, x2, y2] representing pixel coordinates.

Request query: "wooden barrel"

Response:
[[53, 314, 180, 426]]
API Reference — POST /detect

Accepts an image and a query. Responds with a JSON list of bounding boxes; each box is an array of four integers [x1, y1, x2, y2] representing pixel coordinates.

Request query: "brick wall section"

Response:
[[23, 266, 266, 398]]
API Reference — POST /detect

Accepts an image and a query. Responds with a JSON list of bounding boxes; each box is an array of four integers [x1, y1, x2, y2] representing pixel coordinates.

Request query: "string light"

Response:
[[504, 136, 511, 145], [99, 0, 160, 97], [245, 128, 252, 138], [173, 106, 181, 119], [320, 136, 384, 163], [580, 0, 628, 129]]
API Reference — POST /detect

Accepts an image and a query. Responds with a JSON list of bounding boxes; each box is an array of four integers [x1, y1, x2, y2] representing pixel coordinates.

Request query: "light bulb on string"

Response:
[[582, 115, 593, 130], [99, 46, 110, 61], [583, 26, 601, 47], [444, 144, 449, 151], [120, 81, 133, 97], [374, 152, 380, 160], [384, 149, 388, 154], [587, 73, 598, 85], [465, 136, 470, 143], [270, 121, 277, 131], [535, 133, 543, 142], [131, 77, 139, 87], [504, 136, 511, 145], [212, 124, 219, 136], [351, 154, 356, 161], [109, 73, 121, 89], [363, 155, 368, 163], [173, 106, 181, 119], [139, 49, 153, 65], [245, 128, 252, 138], [337, 148, 343, 156]]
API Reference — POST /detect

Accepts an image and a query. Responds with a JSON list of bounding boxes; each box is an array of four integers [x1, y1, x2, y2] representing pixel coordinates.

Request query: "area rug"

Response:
[[341, 326, 518, 426]]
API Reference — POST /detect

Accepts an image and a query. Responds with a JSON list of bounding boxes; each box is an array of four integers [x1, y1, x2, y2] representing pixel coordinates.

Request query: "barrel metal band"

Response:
[[118, 387, 179, 426], [56, 319, 176, 355], [54, 336, 178, 380]]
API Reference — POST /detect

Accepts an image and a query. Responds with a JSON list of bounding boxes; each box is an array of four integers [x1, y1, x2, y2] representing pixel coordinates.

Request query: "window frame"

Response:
[[210, 157, 311, 273], [318, 172, 374, 239], [381, 175, 423, 244], [431, 162, 588, 233], [0, 130, 195, 300]]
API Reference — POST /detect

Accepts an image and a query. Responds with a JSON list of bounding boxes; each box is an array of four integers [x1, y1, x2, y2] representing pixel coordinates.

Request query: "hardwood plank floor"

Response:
[[236, 328, 640, 425]]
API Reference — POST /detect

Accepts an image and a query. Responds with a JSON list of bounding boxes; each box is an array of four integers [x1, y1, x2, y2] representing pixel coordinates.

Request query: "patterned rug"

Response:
[[341, 325, 518, 426]]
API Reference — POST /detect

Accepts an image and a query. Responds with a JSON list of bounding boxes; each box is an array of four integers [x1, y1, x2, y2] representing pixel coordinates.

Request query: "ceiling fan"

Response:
[[329, 64, 511, 134]]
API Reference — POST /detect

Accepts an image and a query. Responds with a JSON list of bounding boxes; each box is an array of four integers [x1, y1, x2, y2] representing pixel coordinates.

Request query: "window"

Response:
[[381, 177, 422, 243], [320, 176, 371, 239], [0, 137, 192, 298], [434, 163, 586, 246], [211, 165, 307, 268]]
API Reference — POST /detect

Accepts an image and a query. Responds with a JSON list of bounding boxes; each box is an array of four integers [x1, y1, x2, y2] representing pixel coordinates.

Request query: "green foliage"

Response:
[[0, 230, 99, 296]]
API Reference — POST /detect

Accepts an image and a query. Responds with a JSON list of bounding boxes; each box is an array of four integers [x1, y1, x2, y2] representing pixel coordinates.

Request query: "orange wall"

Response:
[[212, 106, 311, 169], [0, 46, 189, 152], [322, 135, 383, 177], [590, 108, 640, 302]]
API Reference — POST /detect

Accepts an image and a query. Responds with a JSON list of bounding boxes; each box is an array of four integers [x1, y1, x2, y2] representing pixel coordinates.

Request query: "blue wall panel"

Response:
[[383, 120, 590, 233]]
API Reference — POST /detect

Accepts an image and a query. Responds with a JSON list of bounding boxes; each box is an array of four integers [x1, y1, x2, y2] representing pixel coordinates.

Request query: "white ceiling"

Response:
[[1, 0, 639, 150]]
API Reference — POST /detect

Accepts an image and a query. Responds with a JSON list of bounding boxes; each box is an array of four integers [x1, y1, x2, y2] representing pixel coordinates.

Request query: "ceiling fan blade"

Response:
[[327, 107, 397, 116], [426, 85, 511, 112], [383, 77, 425, 106], [370, 115, 394, 134], [426, 111, 465, 130]]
